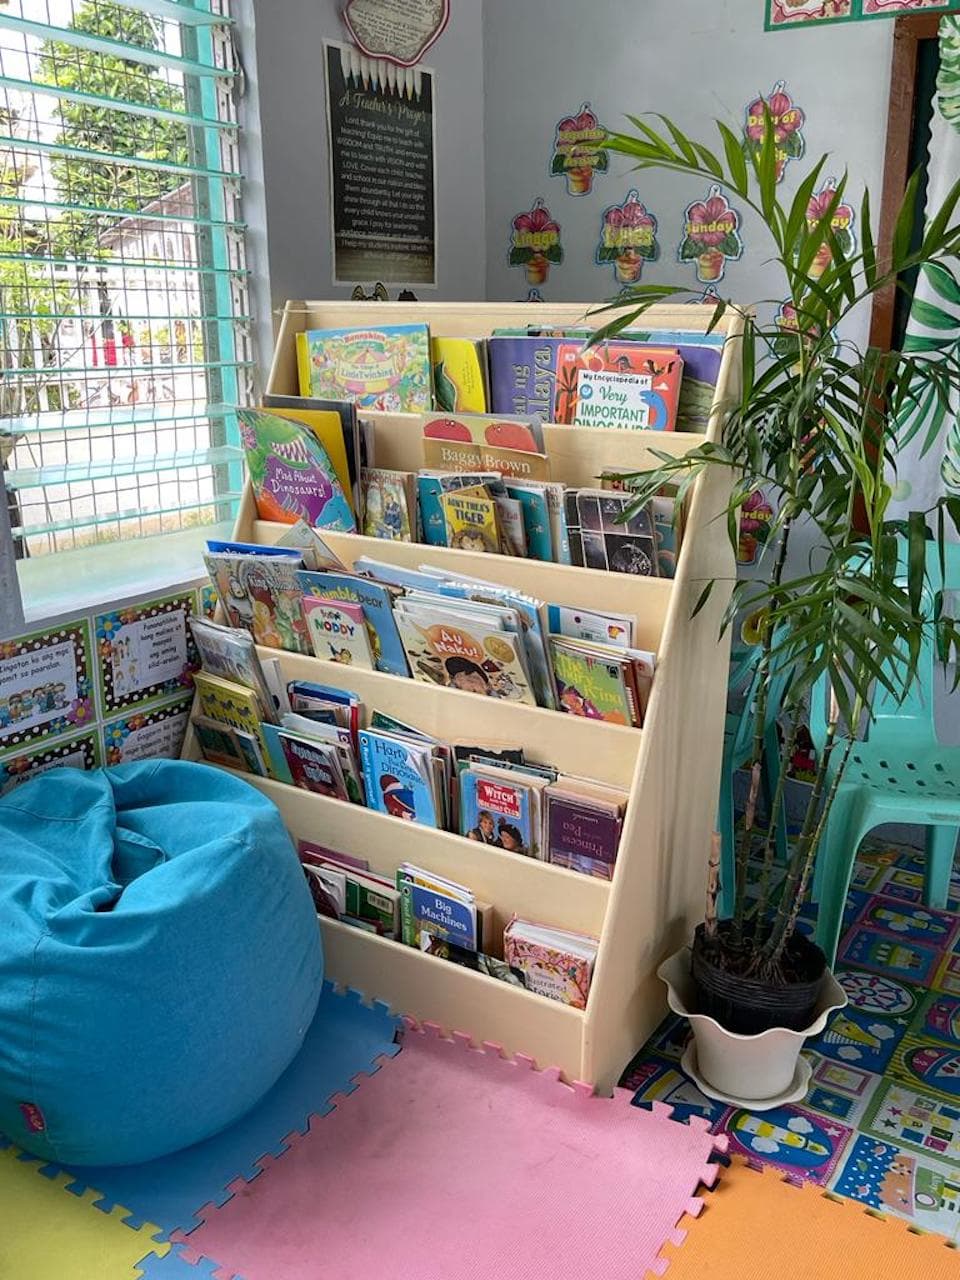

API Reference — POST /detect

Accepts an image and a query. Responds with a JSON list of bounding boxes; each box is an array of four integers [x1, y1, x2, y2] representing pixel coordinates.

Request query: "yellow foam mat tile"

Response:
[[0, 1142, 168, 1280], [652, 1156, 959, 1279]]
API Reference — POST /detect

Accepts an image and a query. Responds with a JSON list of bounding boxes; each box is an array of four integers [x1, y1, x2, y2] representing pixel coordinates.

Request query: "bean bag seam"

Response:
[[0, 793, 113, 824], [27, 928, 60, 1162]]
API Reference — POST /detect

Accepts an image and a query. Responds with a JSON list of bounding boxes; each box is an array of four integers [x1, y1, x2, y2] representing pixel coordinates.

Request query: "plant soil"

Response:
[[691, 921, 826, 1035]]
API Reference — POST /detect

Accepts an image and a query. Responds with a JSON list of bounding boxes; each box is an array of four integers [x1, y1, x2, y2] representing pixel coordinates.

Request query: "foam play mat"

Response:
[[172, 1019, 726, 1280], [655, 1156, 957, 1279]]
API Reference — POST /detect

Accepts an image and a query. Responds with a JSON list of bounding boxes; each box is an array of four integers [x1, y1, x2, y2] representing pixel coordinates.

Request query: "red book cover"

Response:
[[553, 342, 682, 431]]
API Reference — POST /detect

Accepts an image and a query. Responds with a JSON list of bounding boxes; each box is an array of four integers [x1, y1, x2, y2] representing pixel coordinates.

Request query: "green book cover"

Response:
[[549, 640, 633, 726]]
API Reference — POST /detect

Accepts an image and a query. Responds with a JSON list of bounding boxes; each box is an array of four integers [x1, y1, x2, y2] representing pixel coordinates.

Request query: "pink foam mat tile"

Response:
[[176, 1019, 726, 1280]]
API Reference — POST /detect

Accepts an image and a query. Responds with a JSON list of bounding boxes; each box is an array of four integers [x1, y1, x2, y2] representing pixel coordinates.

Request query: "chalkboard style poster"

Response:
[[325, 40, 437, 286]]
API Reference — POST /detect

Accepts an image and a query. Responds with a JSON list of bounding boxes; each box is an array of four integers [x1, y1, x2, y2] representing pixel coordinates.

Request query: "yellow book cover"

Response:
[[258, 406, 354, 518], [296, 331, 313, 398], [440, 486, 500, 554], [192, 671, 270, 762], [431, 337, 488, 412]]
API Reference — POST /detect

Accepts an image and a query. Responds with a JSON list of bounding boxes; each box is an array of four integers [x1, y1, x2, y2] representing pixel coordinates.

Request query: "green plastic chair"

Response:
[[717, 642, 792, 917], [810, 540, 960, 966]]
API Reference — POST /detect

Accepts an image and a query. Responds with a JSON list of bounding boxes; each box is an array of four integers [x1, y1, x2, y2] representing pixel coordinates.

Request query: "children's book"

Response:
[[361, 467, 415, 541], [545, 483, 571, 565], [192, 671, 269, 758], [419, 933, 527, 987], [237, 408, 355, 530], [505, 481, 554, 561], [276, 518, 350, 573], [188, 617, 277, 721], [262, 394, 362, 516], [573, 490, 660, 577], [192, 715, 248, 770], [544, 778, 626, 879], [416, 471, 501, 548], [393, 603, 536, 706], [431, 337, 488, 413], [421, 411, 544, 455], [460, 765, 540, 858], [492, 491, 527, 557], [280, 713, 364, 804], [600, 473, 681, 579], [296, 324, 432, 411], [418, 572, 556, 711], [234, 728, 268, 776], [553, 343, 682, 431], [278, 731, 349, 800], [486, 336, 569, 419], [549, 638, 634, 726], [299, 840, 369, 871], [421, 435, 550, 483], [302, 595, 376, 669], [205, 550, 311, 654], [439, 486, 500, 555], [503, 917, 598, 1009], [358, 728, 439, 828], [397, 863, 479, 951], [295, 570, 408, 677], [287, 679, 362, 741], [546, 604, 635, 649]]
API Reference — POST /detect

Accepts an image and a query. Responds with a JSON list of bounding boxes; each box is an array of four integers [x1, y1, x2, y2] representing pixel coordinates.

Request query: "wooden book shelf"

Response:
[[183, 300, 740, 1092]]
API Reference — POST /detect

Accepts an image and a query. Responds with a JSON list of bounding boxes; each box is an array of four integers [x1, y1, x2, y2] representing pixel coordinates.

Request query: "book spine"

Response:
[[296, 331, 312, 398]]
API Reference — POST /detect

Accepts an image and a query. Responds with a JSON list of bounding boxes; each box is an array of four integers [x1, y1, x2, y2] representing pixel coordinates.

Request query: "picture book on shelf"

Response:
[[421, 436, 550, 483], [296, 324, 432, 411], [439, 487, 500, 555], [397, 864, 480, 951], [393, 603, 536, 706], [460, 765, 540, 858], [430, 337, 488, 413], [275, 519, 350, 573], [504, 481, 554, 561], [192, 716, 249, 770], [420, 933, 527, 987], [553, 343, 682, 430], [421, 412, 544, 455], [279, 731, 349, 799], [417, 471, 501, 547], [188, 617, 277, 720], [205, 550, 311, 654], [262, 394, 362, 515], [302, 595, 375, 669], [358, 728, 439, 828], [544, 778, 627, 879], [361, 468, 415, 542], [549, 638, 634, 726], [280, 715, 364, 803], [296, 570, 408, 677], [192, 671, 269, 757], [486, 336, 570, 419], [547, 604, 635, 649], [568, 490, 660, 576], [237, 407, 355, 530], [503, 917, 598, 1009]]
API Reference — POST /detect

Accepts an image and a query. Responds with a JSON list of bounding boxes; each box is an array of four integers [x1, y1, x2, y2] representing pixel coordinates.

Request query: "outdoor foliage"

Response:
[[601, 110, 960, 980]]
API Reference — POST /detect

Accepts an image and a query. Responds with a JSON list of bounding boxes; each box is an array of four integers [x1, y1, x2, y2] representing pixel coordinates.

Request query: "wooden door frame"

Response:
[[869, 13, 943, 350]]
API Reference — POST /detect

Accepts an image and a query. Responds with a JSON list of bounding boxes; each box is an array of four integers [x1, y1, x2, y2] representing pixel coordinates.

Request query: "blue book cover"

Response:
[[295, 571, 408, 677], [417, 476, 448, 547], [206, 540, 303, 558], [487, 336, 566, 419], [405, 882, 477, 949], [358, 729, 438, 828], [460, 769, 537, 858], [260, 723, 295, 784], [505, 484, 553, 561]]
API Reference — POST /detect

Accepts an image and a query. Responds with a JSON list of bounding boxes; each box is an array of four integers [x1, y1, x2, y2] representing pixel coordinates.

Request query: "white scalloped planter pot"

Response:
[[657, 946, 847, 1107]]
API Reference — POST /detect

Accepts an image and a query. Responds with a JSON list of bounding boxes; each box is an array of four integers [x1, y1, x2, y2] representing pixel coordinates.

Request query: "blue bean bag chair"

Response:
[[0, 760, 323, 1166]]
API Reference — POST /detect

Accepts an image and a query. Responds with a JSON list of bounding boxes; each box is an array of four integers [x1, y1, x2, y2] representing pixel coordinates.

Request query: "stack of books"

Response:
[[188, 618, 629, 879], [295, 836, 600, 1009], [292, 320, 725, 433], [204, 537, 657, 727]]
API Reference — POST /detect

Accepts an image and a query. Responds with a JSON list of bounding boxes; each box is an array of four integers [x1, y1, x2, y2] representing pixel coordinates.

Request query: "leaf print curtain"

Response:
[[891, 16, 960, 519]]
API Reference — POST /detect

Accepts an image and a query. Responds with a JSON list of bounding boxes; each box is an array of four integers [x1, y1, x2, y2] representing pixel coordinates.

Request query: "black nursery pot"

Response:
[[690, 922, 827, 1036]]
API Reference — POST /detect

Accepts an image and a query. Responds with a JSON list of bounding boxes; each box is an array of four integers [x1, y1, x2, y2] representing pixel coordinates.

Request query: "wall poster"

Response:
[[102, 693, 193, 766], [342, 0, 449, 67], [0, 619, 95, 756], [766, 0, 957, 27], [0, 730, 101, 795], [95, 591, 199, 716], [325, 40, 437, 286]]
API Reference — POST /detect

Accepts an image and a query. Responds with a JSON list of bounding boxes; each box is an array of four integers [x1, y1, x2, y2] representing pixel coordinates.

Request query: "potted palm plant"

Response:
[[600, 111, 960, 1105]]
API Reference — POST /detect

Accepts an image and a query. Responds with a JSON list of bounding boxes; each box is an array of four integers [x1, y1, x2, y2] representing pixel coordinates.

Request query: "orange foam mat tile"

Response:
[[653, 1156, 958, 1280]]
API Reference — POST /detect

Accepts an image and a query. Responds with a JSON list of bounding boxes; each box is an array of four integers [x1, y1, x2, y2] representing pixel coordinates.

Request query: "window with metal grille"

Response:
[[0, 0, 251, 583]]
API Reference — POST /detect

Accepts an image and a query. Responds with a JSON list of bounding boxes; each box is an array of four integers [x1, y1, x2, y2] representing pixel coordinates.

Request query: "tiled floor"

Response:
[[624, 840, 960, 1242]]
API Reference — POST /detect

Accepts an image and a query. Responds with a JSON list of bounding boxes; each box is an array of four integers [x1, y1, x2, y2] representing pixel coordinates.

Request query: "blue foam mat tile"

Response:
[[53, 982, 400, 1238], [135, 1244, 231, 1280]]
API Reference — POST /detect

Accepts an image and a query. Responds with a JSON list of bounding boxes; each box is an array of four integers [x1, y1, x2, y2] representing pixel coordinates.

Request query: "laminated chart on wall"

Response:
[[766, 0, 960, 28], [324, 41, 436, 287]]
